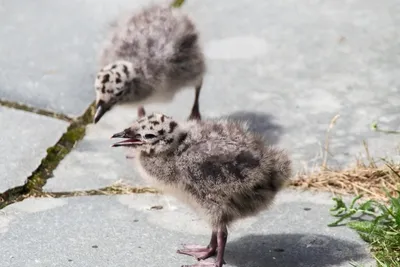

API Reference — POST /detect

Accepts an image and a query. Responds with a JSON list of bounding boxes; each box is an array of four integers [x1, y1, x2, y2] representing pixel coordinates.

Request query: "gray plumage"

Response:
[[111, 113, 292, 267], [93, 4, 206, 124]]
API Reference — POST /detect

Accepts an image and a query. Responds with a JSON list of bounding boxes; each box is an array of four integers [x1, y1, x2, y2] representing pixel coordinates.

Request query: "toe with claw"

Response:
[[177, 245, 216, 261], [178, 227, 227, 267]]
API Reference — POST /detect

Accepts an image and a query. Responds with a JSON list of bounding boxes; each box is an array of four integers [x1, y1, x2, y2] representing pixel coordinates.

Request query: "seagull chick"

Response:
[[93, 4, 206, 124], [111, 113, 292, 267]]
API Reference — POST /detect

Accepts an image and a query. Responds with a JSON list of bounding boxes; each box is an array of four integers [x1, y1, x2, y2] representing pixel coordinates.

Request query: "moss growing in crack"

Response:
[[77, 101, 96, 125], [1, 102, 95, 208], [25, 102, 94, 192]]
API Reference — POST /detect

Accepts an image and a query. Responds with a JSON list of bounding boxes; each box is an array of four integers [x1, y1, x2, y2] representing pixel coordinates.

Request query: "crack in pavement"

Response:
[[0, 99, 72, 122], [0, 0, 188, 210], [43, 185, 159, 198], [1, 185, 159, 210], [0, 101, 95, 210]]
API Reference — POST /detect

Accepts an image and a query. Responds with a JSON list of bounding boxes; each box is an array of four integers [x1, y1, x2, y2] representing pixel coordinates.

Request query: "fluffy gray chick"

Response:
[[111, 113, 292, 267], [93, 4, 205, 124]]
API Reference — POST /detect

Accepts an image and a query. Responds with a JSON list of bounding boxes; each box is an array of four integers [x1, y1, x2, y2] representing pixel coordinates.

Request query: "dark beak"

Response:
[[111, 129, 131, 139], [93, 100, 110, 124], [110, 128, 143, 148]]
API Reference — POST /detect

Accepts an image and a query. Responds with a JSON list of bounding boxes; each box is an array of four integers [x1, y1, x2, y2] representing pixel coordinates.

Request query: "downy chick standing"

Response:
[[111, 113, 292, 267], [94, 4, 205, 123]]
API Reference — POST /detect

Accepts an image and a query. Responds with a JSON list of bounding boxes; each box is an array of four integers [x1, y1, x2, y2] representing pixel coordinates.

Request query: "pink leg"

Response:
[[214, 226, 228, 267], [179, 226, 227, 267]]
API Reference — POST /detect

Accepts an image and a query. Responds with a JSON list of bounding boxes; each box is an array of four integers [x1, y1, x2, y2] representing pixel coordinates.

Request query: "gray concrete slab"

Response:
[[45, 0, 400, 192], [182, 0, 400, 171], [0, 190, 375, 267], [44, 111, 152, 192], [0, 0, 164, 116], [0, 106, 68, 192]]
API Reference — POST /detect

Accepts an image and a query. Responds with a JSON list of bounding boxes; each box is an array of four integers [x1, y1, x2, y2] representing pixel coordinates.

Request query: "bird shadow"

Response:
[[224, 233, 370, 267], [220, 111, 284, 145]]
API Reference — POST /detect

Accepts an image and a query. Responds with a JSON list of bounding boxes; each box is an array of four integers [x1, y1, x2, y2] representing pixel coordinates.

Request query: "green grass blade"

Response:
[[171, 0, 186, 8]]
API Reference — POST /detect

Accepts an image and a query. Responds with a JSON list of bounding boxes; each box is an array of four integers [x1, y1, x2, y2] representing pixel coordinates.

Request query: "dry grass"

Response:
[[290, 162, 400, 202], [12, 181, 160, 202], [289, 114, 400, 202], [46, 181, 159, 198]]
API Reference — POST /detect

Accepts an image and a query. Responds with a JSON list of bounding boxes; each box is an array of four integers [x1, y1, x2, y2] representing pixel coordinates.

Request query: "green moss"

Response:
[[0, 187, 22, 209], [62, 127, 86, 144], [25, 174, 45, 192], [24, 103, 94, 193], [0, 102, 95, 208]]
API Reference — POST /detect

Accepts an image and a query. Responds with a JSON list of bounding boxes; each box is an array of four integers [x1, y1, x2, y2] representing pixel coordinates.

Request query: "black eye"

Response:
[[144, 134, 156, 139], [115, 91, 123, 97]]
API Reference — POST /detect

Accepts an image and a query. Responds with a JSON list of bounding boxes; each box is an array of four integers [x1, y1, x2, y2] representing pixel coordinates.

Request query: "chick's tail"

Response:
[[262, 147, 293, 192]]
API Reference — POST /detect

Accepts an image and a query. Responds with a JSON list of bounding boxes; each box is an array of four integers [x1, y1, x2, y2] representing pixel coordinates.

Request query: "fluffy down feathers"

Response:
[[112, 114, 292, 228]]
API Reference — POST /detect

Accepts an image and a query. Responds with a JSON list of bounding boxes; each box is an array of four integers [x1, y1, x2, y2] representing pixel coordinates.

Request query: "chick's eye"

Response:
[[144, 134, 157, 139]]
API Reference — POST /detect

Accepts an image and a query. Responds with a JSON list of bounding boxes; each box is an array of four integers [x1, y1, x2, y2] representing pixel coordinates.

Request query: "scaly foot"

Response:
[[181, 259, 225, 267], [177, 244, 216, 260]]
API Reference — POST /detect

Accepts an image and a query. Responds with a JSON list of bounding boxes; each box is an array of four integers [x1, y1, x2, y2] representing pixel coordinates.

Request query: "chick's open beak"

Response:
[[111, 128, 144, 147]]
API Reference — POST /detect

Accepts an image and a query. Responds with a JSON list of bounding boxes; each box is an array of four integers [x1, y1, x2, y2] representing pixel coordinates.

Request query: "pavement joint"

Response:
[[0, 0, 188, 210], [44, 185, 159, 199], [0, 98, 72, 122], [0, 102, 95, 209]]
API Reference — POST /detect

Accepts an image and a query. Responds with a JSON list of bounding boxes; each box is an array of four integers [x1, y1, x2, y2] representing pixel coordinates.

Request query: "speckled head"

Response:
[[110, 113, 186, 155], [93, 60, 135, 123]]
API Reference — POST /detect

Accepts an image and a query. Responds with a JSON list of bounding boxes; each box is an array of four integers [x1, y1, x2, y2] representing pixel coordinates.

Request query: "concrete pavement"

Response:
[[2, 0, 400, 266], [0, 191, 375, 267]]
